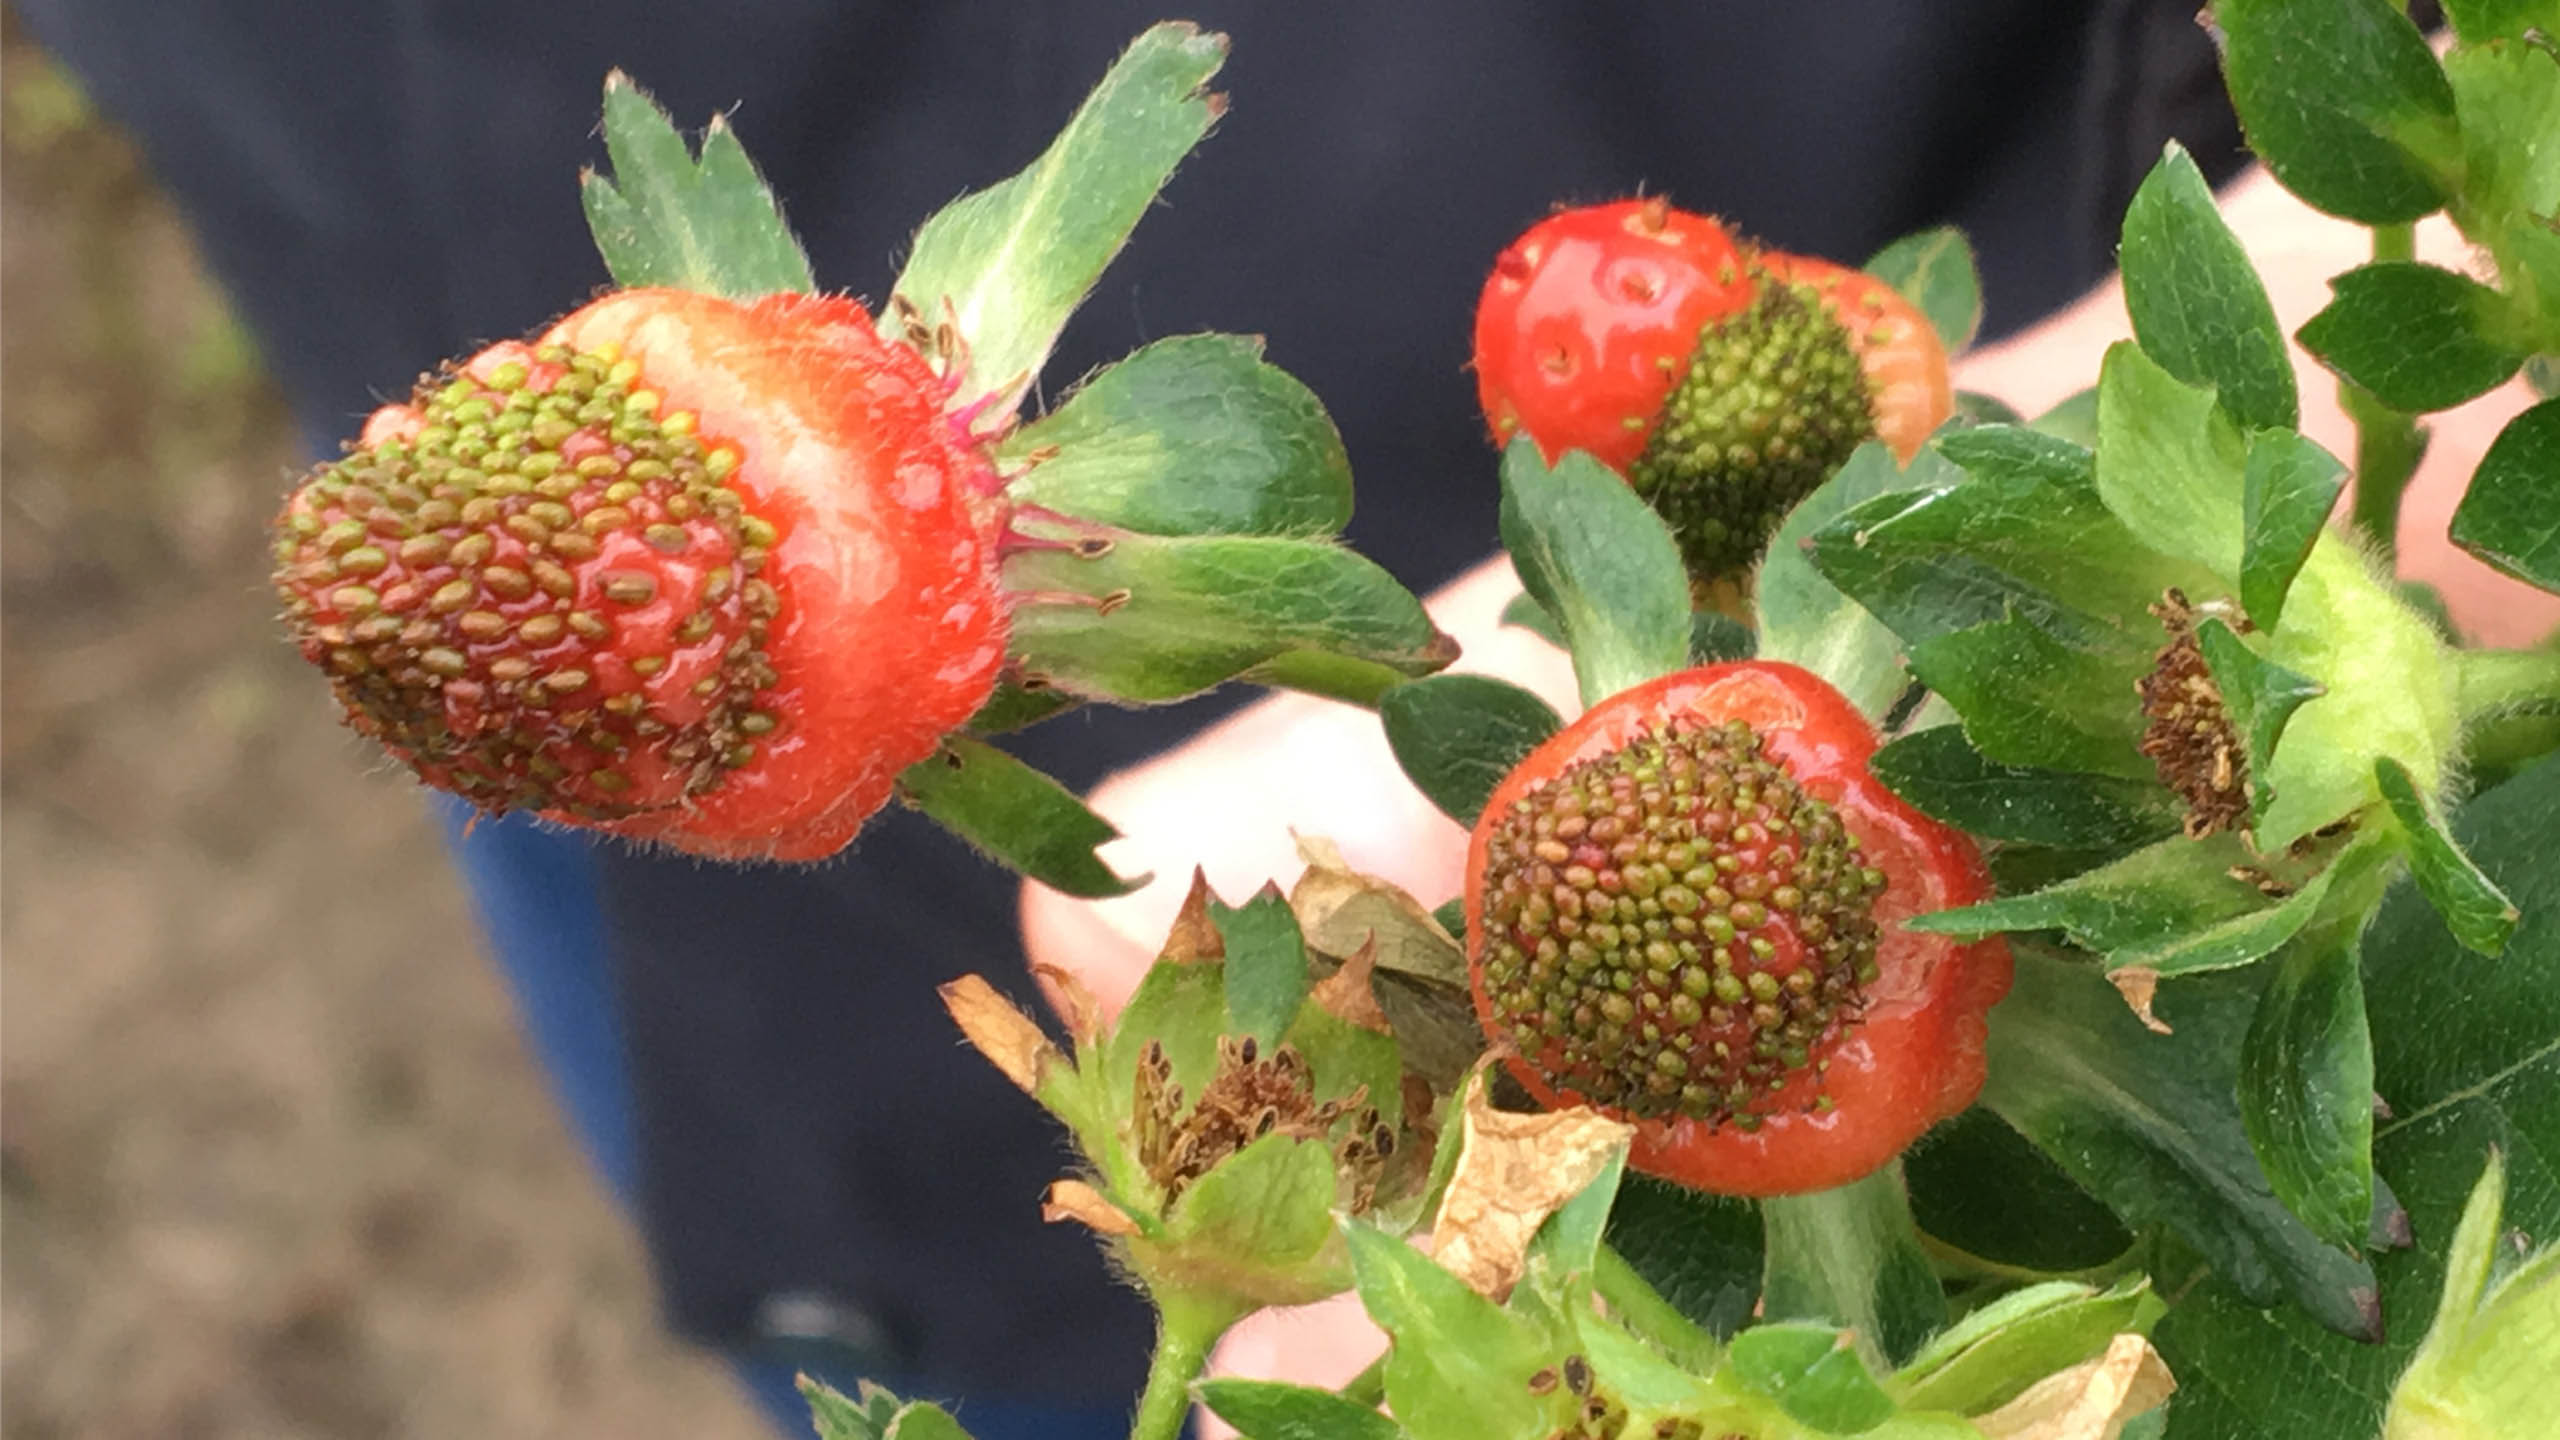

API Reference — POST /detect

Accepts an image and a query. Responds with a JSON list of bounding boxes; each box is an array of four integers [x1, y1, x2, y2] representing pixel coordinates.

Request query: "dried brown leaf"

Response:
[[1308, 939, 1394, 1035], [1976, 1333, 2175, 1440], [1159, 868, 1228, 964], [940, 974, 1059, 1094], [1042, 1179, 1140, 1236], [2108, 967, 2174, 1035], [1429, 1081, 1632, 1298], [1288, 834, 1466, 988]]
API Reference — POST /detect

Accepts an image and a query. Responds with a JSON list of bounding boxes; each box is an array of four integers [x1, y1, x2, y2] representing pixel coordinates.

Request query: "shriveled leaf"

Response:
[[939, 974, 1062, 1097], [1196, 1378, 1400, 1440], [899, 736, 1142, 897], [1043, 1178, 1140, 1236], [1867, 726, 2181, 851], [2239, 925, 2377, 1253], [1431, 1086, 1632, 1298], [2154, 757, 2560, 1437], [1212, 884, 1311, 1046], [999, 333, 1353, 537], [2238, 429, 2348, 631], [1973, 1333, 2174, 1440], [2298, 262, 2532, 414], [1287, 835, 1468, 989], [580, 73, 815, 297], [1865, 226, 1984, 353], [1499, 440, 1691, 708], [2192, 618, 2325, 827], [2120, 142, 2299, 431], [2215, 0, 2463, 224], [2096, 343, 2248, 583], [1982, 948, 2385, 1340], [1381, 675, 1563, 826], [2376, 756, 2521, 955], [1004, 527, 1453, 705], [1761, 439, 1967, 719], [890, 23, 1226, 412], [2449, 398, 2560, 594]]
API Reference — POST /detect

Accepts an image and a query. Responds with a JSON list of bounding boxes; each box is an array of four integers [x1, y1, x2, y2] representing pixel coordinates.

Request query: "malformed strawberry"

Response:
[[1466, 662, 2009, 1196], [1475, 201, 1954, 580], [273, 288, 1008, 862]]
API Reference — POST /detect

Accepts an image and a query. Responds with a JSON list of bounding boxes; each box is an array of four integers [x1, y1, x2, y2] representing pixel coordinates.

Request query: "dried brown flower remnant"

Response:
[[1130, 1035, 1390, 1208], [2137, 589, 2249, 838]]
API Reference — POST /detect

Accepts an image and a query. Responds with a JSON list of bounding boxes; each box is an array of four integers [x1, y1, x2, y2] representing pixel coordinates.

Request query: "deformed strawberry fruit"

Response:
[[1465, 662, 2010, 1196], [273, 288, 1008, 861]]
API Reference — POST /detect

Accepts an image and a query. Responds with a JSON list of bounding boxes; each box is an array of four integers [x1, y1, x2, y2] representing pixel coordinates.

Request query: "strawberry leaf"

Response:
[[1906, 612, 2151, 779], [1197, 1379, 1400, 1440], [1982, 947, 2385, 1340], [2215, 0, 2463, 224], [2239, 429, 2349, 630], [1380, 675, 1562, 826], [1863, 226, 1983, 354], [2156, 756, 2560, 1437], [1759, 440, 1955, 720], [2097, 342, 2249, 583], [891, 23, 1226, 413], [1347, 1221, 1567, 1439], [1903, 1109, 2134, 1274], [2298, 262, 2533, 413], [1003, 528, 1455, 707], [2121, 142, 2299, 432], [1497, 440, 1692, 708], [2376, 756, 2521, 955], [2449, 397, 2560, 593], [896, 736, 1142, 898], [999, 334, 1354, 538], [2240, 925, 2377, 1253], [579, 73, 815, 298], [1892, 1277, 2163, 1416], [1867, 726, 2181, 851], [1604, 1175, 1765, 1340]]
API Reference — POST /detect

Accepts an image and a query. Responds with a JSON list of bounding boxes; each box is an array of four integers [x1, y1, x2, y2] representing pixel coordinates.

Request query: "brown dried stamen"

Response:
[[272, 344, 781, 820], [2136, 588, 2248, 839], [1478, 717, 1886, 1131], [1130, 1035, 1391, 1209]]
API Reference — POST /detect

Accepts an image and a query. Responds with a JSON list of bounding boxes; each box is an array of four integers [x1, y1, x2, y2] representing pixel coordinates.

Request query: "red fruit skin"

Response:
[[1473, 199, 1754, 470], [1757, 253, 1953, 462], [332, 289, 1007, 861], [1465, 663, 2011, 1197]]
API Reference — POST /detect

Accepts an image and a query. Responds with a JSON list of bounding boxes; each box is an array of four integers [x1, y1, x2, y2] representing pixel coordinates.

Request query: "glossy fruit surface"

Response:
[[1464, 662, 2010, 1196], [274, 287, 1008, 861], [1473, 198, 1754, 471]]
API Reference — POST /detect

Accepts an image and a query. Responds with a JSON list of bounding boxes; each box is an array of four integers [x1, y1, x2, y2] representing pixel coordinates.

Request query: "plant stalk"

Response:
[[2347, 222, 2426, 558], [1127, 1292, 1236, 1440], [1759, 1160, 1945, 1372], [1596, 1243, 1719, 1368]]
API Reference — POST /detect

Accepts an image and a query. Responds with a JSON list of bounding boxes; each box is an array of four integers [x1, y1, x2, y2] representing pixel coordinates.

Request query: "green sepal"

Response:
[[1213, 885, 1311, 1047], [1724, 1324, 1900, 1435], [800, 1377, 976, 1440], [2442, 0, 2555, 42], [1866, 725, 2181, 852], [1347, 1220, 1570, 1440], [2096, 341, 2249, 583], [1195, 1378, 1401, 1440], [896, 735, 1143, 898], [1499, 439, 1691, 709], [2032, 387, 2100, 447], [1907, 612, 2151, 779], [2241, 924, 2379, 1253], [2298, 262, 2534, 413], [1891, 1277, 2164, 1417], [1499, 591, 1567, 648], [579, 72, 817, 298], [1760, 439, 1962, 720], [2376, 756, 2522, 955], [1982, 947, 2386, 1340], [1144, 1130, 1346, 1307], [890, 23, 1226, 412], [2240, 429, 2350, 631], [2120, 141, 2299, 431], [998, 333, 1353, 537], [1863, 226, 1983, 354], [1381, 674, 1563, 827], [2449, 397, 2560, 594], [1003, 526, 1454, 705], [2194, 616, 2326, 828], [2215, 0, 2464, 225], [2385, 1151, 2560, 1440]]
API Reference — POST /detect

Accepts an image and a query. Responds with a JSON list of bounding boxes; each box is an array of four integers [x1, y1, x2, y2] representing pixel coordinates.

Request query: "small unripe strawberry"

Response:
[[273, 288, 1007, 861]]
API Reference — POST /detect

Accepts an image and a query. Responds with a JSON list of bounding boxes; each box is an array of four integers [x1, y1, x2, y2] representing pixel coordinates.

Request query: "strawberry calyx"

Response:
[[275, 341, 779, 820]]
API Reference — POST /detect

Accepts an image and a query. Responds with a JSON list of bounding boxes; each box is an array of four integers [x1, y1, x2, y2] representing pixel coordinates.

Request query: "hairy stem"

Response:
[[1759, 1161, 1945, 1371], [1597, 1243, 1719, 1368], [1127, 1293, 1236, 1440], [2348, 222, 2427, 558]]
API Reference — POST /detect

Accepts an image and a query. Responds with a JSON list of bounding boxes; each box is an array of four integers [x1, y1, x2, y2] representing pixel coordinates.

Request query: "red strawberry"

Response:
[[273, 288, 1008, 861]]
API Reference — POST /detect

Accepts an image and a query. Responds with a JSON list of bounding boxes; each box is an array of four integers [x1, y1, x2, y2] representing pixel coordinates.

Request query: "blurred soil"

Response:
[[0, 24, 768, 1440]]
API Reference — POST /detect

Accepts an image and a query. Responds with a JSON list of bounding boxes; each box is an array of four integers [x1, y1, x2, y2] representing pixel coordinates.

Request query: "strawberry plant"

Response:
[[273, 9, 2560, 1440]]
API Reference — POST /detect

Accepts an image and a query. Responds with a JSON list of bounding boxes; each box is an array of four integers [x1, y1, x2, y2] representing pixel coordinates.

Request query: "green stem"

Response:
[[1127, 1293, 1236, 1440], [1596, 1243, 1719, 1368], [2348, 223, 2427, 558], [1759, 1161, 1945, 1372], [1335, 1352, 1388, 1408], [2456, 646, 2560, 723]]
